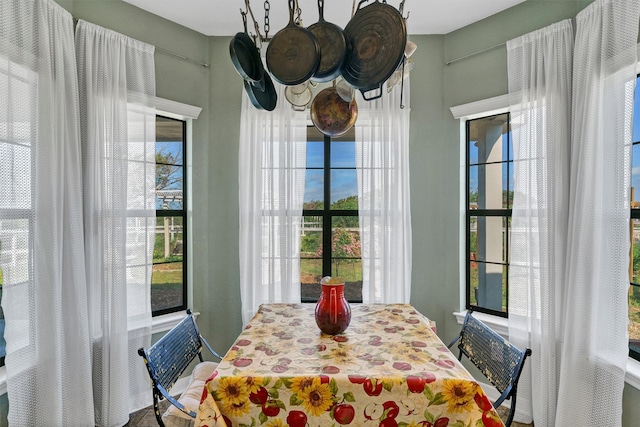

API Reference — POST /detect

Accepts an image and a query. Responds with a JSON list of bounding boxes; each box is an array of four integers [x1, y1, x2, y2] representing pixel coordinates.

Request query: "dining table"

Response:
[[195, 303, 504, 427]]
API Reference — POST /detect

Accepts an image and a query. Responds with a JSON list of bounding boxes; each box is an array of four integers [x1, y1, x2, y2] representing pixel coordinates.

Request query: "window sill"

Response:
[[0, 311, 194, 397], [453, 310, 509, 336], [626, 357, 640, 390], [152, 310, 193, 334], [453, 310, 640, 391]]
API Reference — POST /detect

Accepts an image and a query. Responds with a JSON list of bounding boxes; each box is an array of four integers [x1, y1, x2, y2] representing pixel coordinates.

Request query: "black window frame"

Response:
[[152, 115, 188, 317], [465, 113, 512, 318], [302, 126, 361, 303], [630, 74, 640, 361]]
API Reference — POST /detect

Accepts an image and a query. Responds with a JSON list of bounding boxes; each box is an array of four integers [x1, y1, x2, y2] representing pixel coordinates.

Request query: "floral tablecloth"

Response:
[[196, 303, 504, 427]]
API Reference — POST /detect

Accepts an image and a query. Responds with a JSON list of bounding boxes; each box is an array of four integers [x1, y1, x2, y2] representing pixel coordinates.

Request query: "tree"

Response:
[[155, 147, 183, 258], [156, 149, 182, 191], [314, 227, 361, 278]]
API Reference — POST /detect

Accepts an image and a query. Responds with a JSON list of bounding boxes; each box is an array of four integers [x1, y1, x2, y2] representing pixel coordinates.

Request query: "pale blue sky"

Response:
[[304, 141, 357, 204]]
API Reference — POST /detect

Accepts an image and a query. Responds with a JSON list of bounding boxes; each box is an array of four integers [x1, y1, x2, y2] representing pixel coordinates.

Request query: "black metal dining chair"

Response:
[[448, 310, 532, 427], [138, 309, 223, 427]]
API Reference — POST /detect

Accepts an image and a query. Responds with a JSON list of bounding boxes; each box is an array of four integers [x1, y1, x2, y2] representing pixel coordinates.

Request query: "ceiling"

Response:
[[122, 0, 526, 36]]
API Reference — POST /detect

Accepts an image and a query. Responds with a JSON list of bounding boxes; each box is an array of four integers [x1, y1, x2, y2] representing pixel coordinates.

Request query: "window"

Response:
[[466, 113, 512, 317], [629, 75, 640, 361], [0, 60, 36, 368], [300, 126, 362, 303], [152, 115, 187, 315]]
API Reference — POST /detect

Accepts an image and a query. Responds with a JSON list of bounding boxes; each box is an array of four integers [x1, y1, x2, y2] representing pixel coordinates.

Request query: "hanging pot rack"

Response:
[[234, 0, 413, 120]]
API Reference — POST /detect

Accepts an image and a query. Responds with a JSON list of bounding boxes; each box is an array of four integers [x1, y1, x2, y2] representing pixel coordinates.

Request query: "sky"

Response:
[[304, 141, 357, 204]]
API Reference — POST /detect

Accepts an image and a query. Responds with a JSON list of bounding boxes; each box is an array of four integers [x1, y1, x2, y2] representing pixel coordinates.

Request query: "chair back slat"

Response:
[[458, 313, 526, 394], [144, 313, 203, 392]]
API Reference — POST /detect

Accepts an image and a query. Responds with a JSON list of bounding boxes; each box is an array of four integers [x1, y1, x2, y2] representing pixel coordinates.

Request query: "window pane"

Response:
[[504, 131, 513, 162], [306, 141, 324, 168], [469, 261, 478, 305], [473, 216, 507, 263], [331, 170, 357, 206], [468, 113, 509, 165], [632, 77, 640, 359], [156, 178, 184, 210], [151, 261, 184, 313], [632, 144, 640, 207], [301, 216, 323, 258], [152, 215, 184, 313], [631, 284, 640, 355], [331, 217, 362, 302], [154, 216, 183, 262], [302, 126, 360, 303], [331, 141, 356, 168], [156, 116, 184, 210], [0, 264, 4, 366], [634, 76, 640, 143], [633, 221, 640, 284], [157, 116, 184, 143], [304, 170, 324, 208], [469, 164, 505, 210], [470, 262, 507, 312], [301, 216, 322, 301], [504, 162, 513, 208], [467, 113, 510, 317], [157, 141, 183, 166]]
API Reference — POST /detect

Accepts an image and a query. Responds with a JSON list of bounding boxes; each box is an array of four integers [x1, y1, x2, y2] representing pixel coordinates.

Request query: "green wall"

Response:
[[1, 0, 636, 425]]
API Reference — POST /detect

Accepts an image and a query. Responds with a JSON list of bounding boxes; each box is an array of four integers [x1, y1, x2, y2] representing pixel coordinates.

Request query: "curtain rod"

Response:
[[445, 42, 506, 66], [72, 17, 209, 68], [155, 47, 209, 68]]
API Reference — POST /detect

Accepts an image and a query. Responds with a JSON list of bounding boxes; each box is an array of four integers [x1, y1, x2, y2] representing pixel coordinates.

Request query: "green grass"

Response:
[[152, 262, 182, 286], [150, 282, 182, 291], [300, 258, 362, 283]]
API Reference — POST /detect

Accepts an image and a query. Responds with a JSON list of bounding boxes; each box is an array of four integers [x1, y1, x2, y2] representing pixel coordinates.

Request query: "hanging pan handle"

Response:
[[361, 86, 383, 101], [355, 0, 372, 13]]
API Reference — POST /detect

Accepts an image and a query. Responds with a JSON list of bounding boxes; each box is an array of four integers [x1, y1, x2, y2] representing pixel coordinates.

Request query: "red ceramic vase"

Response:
[[315, 282, 351, 335]]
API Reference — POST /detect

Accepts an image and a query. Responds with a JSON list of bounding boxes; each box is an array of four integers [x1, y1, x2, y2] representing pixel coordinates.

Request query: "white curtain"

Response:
[[76, 20, 156, 425], [355, 79, 412, 303], [0, 0, 95, 425], [507, 0, 640, 425], [238, 82, 307, 325], [558, 1, 638, 424], [0, 2, 156, 424], [238, 79, 413, 322], [507, 19, 574, 426]]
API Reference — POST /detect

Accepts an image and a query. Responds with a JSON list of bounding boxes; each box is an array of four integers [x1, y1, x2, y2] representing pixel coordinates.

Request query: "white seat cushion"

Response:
[[161, 361, 219, 427]]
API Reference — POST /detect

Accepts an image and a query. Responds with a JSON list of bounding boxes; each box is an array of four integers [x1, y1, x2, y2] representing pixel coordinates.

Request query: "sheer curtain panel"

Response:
[[507, 0, 640, 425], [355, 79, 412, 303], [76, 20, 156, 425], [558, 1, 638, 425], [0, 1, 95, 425], [238, 82, 307, 325], [507, 19, 573, 426]]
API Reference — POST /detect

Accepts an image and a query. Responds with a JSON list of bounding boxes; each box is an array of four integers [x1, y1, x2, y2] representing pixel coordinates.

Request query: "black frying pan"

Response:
[[266, 0, 320, 86], [244, 70, 277, 111], [230, 12, 265, 91], [342, 0, 406, 101], [309, 0, 350, 83]]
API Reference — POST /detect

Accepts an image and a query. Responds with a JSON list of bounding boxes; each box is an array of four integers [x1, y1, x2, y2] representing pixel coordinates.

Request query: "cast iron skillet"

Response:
[[308, 0, 350, 83], [244, 70, 277, 111], [230, 12, 265, 91], [342, 0, 406, 100], [266, 0, 320, 86]]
